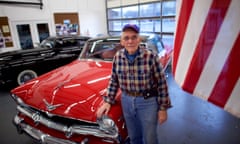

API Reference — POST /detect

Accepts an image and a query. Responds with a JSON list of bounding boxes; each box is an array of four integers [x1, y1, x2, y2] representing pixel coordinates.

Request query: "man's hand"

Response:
[[158, 110, 168, 124], [96, 102, 111, 118]]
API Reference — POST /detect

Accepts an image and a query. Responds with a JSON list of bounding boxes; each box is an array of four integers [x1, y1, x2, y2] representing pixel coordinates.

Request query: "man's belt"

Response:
[[125, 89, 158, 99], [125, 91, 143, 96]]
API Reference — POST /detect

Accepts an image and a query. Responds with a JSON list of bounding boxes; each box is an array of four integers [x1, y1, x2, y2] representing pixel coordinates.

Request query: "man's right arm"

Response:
[[96, 102, 111, 118]]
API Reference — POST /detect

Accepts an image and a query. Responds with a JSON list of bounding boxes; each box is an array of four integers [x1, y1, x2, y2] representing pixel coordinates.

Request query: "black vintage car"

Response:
[[0, 35, 90, 86]]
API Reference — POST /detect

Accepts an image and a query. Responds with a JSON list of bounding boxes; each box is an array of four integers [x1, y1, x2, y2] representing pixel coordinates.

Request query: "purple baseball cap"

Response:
[[122, 24, 140, 33]]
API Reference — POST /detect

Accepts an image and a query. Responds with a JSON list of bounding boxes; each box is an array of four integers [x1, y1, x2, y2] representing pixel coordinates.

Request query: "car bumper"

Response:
[[13, 105, 121, 144], [14, 115, 87, 144]]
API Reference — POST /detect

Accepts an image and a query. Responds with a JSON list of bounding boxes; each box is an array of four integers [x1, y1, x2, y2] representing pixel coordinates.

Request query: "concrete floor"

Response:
[[0, 72, 240, 144]]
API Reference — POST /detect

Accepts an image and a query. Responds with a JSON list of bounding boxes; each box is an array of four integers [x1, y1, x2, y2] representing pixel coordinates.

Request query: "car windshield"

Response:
[[80, 37, 123, 61], [79, 34, 163, 61]]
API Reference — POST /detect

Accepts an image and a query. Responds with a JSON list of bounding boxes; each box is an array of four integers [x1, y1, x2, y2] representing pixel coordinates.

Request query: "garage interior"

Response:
[[0, 0, 240, 144]]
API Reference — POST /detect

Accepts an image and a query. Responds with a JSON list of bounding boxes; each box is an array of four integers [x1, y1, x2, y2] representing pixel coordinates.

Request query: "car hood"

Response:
[[11, 59, 113, 122]]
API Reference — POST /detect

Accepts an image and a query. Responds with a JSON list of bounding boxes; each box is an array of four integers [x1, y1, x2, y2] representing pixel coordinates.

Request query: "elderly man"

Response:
[[97, 24, 172, 144]]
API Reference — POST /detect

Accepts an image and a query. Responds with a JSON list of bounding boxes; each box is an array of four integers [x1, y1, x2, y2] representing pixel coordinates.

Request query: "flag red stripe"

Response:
[[172, 0, 194, 76], [182, 0, 231, 93], [208, 34, 240, 107]]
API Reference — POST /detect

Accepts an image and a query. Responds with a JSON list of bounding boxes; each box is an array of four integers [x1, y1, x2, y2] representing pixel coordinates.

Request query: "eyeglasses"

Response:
[[122, 35, 138, 41]]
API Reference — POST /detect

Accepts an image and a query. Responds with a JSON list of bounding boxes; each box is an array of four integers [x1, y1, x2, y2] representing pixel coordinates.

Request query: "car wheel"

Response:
[[17, 69, 38, 85]]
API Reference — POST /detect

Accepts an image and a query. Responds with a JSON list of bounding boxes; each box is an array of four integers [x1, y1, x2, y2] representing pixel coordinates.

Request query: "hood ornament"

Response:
[[43, 99, 63, 111]]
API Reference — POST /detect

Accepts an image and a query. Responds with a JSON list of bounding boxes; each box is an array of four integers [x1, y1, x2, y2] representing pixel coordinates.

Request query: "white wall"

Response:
[[0, 0, 107, 51], [48, 0, 107, 36]]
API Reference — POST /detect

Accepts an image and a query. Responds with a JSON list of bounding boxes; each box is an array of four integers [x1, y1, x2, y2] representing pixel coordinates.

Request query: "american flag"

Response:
[[172, 0, 240, 118]]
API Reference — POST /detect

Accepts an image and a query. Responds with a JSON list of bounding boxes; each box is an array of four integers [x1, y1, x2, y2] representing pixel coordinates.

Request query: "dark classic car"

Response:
[[0, 35, 90, 86], [10, 35, 172, 144]]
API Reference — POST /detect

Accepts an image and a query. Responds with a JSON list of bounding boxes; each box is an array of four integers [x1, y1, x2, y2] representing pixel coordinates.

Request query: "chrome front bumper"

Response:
[[14, 116, 84, 144], [14, 105, 120, 144]]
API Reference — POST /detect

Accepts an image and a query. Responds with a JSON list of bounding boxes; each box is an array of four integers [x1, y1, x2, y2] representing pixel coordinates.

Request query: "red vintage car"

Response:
[[10, 35, 173, 144]]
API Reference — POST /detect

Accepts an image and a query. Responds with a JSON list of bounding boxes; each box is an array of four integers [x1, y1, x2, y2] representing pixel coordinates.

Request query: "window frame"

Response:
[[106, 0, 176, 48]]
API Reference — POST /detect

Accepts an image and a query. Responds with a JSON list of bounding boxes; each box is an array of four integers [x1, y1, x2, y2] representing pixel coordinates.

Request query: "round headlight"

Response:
[[97, 115, 117, 134], [102, 117, 115, 129]]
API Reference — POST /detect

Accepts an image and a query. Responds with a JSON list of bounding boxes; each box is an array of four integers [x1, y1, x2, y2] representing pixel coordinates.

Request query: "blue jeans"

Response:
[[121, 92, 158, 144]]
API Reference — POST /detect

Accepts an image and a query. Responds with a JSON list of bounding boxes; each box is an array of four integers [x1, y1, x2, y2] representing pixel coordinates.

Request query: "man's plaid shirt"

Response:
[[105, 47, 171, 110]]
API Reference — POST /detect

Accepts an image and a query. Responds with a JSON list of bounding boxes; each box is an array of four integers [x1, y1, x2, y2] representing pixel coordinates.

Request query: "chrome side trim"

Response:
[[16, 105, 119, 142]]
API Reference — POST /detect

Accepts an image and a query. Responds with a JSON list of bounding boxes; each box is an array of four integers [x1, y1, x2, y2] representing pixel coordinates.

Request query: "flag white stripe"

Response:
[[173, 0, 182, 42], [193, 0, 240, 100], [224, 78, 240, 117], [174, 0, 182, 28], [175, 0, 212, 86]]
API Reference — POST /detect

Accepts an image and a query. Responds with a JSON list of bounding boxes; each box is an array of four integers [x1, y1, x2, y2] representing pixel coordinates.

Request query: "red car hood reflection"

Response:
[[11, 60, 112, 122]]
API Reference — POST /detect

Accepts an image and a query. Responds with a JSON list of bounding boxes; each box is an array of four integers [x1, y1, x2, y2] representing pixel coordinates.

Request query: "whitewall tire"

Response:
[[17, 69, 38, 85]]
